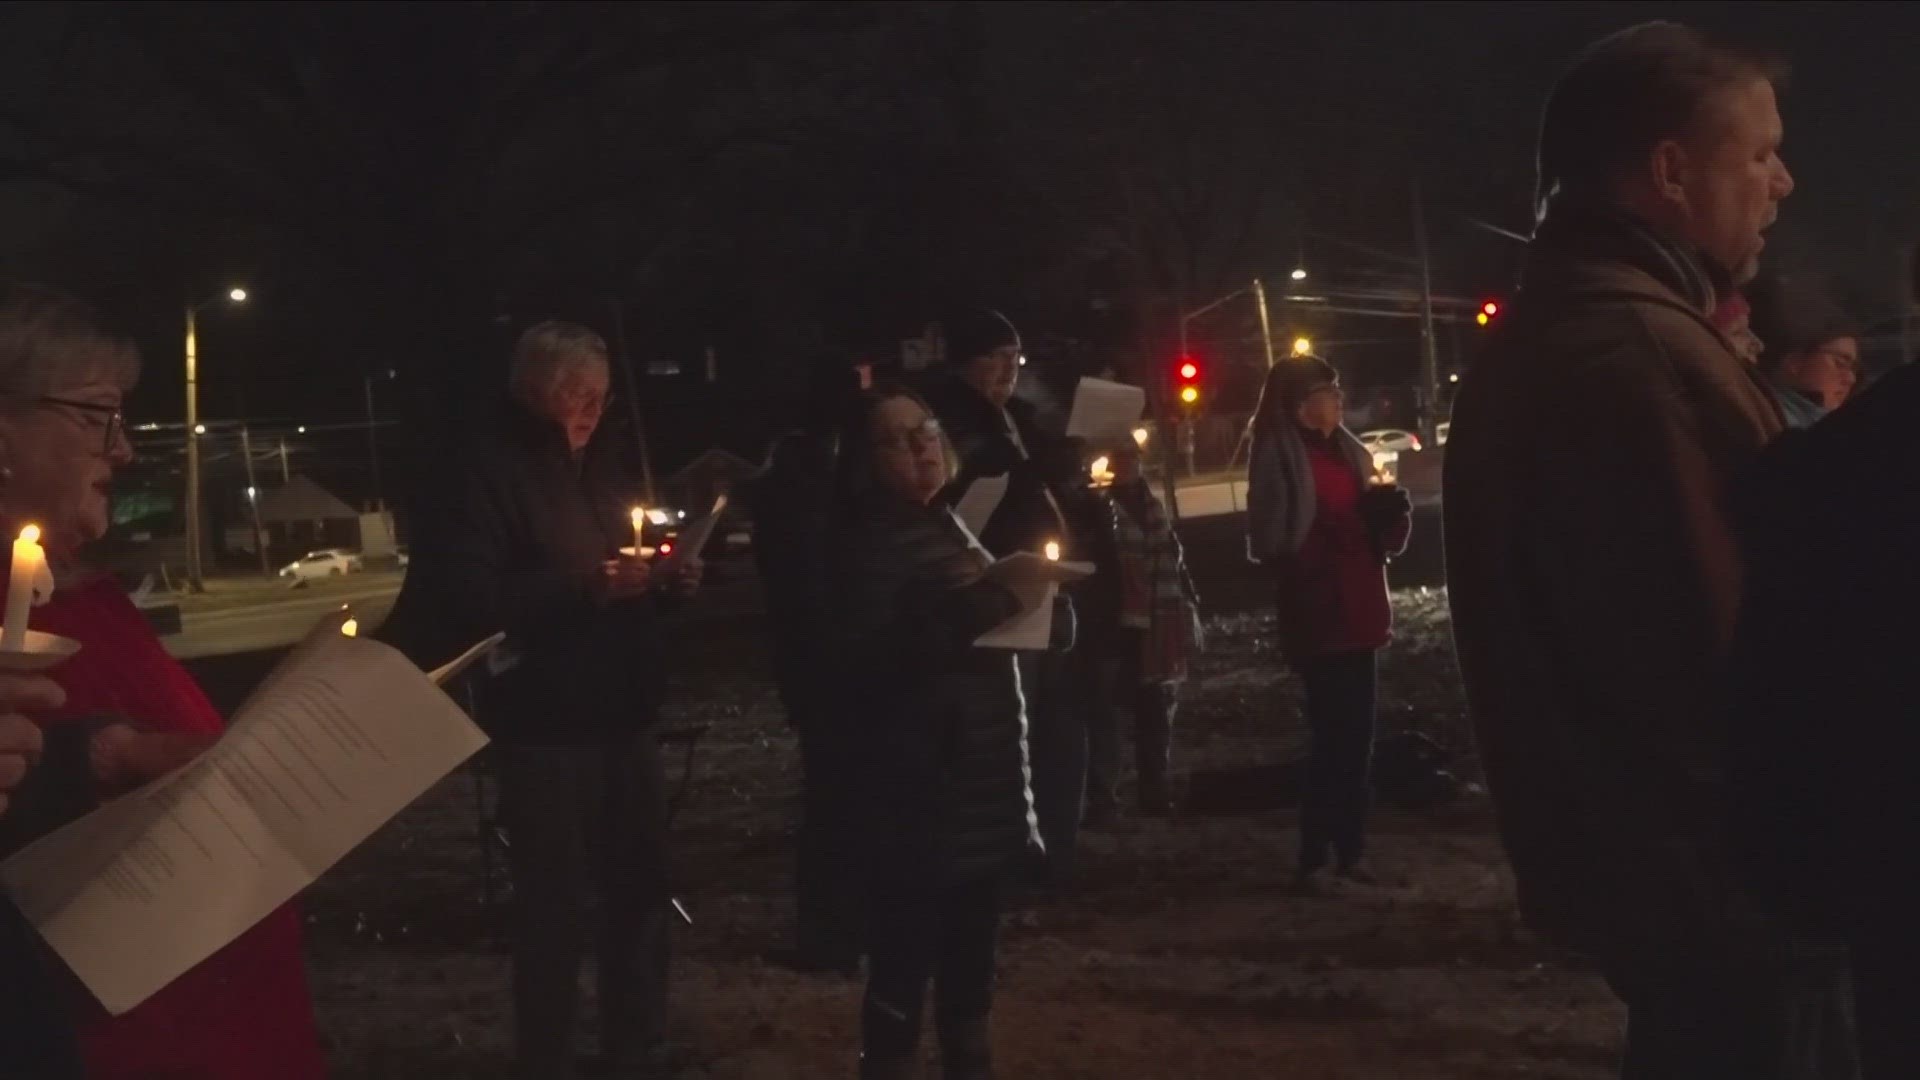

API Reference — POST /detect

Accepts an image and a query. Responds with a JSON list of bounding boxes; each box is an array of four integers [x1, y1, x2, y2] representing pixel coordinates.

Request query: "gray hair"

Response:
[[510, 320, 609, 402], [0, 285, 141, 414]]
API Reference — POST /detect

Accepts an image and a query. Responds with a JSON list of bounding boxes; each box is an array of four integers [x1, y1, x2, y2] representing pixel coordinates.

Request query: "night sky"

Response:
[[1, 2, 1914, 496]]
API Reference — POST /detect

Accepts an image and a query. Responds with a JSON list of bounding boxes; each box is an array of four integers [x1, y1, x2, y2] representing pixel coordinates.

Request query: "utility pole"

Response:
[[1163, 312, 1186, 519], [607, 301, 658, 503], [1412, 180, 1441, 441], [1252, 277, 1278, 369], [363, 374, 385, 512], [183, 306, 203, 592], [240, 425, 269, 574]]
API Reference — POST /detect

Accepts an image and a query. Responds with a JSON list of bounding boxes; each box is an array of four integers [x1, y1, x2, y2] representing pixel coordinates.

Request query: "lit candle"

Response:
[[1044, 540, 1061, 562], [630, 507, 646, 554], [3, 524, 50, 651], [340, 617, 359, 638]]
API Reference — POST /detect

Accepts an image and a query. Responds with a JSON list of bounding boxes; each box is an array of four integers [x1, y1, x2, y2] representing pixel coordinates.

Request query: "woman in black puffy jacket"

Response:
[[828, 385, 1050, 1080]]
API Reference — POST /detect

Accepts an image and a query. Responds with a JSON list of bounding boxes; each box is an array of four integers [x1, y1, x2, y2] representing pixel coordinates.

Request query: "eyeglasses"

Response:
[[876, 421, 944, 453], [40, 396, 126, 454]]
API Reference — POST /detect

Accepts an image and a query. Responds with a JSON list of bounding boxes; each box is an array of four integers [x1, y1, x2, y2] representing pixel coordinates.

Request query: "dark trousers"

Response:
[[1606, 937, 1858, 1080], [1020, 651, 1085, 883], [1086, 651, 1177, 810], [1298, 649, 1378, 873], [862, 876, 1002, 1060], [499, 736, 672, 1080], [795, 722, 864, 965]]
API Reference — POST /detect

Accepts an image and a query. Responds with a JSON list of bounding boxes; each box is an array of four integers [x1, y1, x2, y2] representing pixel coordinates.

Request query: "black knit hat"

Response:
[[1746, 273, 1856, 373], [943, 308, 1020, 368]]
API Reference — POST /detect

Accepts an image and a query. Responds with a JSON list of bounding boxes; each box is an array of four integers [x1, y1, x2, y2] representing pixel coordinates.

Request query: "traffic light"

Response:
[[1475, 300, 1501, 326], [1175, 355, 1201, 406]]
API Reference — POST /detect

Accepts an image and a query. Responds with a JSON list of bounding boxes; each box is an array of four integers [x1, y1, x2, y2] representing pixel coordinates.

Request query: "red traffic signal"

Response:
[[1174, 355, 1202, 405], [1476, 299, 1501, 326]]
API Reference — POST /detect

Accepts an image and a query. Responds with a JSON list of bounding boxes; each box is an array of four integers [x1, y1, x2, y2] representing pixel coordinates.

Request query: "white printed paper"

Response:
[[672, 494, 731, 559], [954, 476, 1009, 538], [0, 616, 492, 1015], [973, 558, 1095, 650], [1065, 377, 1146, 439]]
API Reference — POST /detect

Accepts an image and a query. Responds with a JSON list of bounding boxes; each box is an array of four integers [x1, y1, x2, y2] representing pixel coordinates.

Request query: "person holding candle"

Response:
[[1246, 355, 1412, 891], [827, 384, 1047, 1080], [382, 320, 704, 1080], [0, 284, 325, 1078], [923, 309, 1089, 889]]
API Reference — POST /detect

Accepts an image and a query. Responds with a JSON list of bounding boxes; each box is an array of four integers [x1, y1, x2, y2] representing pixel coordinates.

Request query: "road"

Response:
[[163, 572, 405, 660]]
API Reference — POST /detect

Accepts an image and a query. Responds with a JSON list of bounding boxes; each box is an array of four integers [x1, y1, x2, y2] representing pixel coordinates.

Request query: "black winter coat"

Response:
[[829, 495, 1042, 886], [741, 430, 838, 729], [381, 403, 667, 747], [923, 377, 1078, 560], [1727, 362, 1920, 937]]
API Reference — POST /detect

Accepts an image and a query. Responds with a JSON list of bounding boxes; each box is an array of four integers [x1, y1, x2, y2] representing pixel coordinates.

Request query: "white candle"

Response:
[[631, 507, 646, 554], [4, 524, 48, 651], [1044, 540, 1061, 562]]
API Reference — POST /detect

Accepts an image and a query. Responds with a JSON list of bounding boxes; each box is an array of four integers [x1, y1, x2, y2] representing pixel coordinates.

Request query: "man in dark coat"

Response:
[[922, 309, 1089, 886], [1445, 23, 1853, 1077], [382, 321, 703, 1080], [741, 354, 870, 972]]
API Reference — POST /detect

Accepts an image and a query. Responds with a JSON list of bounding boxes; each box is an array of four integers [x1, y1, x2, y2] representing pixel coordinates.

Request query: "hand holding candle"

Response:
[[3, 525, 53, 653]]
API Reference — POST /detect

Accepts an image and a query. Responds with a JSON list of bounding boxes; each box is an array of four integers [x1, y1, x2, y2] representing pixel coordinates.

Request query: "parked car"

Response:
[[279, 548, 364, 583], [1358, 428, 1423, 456]]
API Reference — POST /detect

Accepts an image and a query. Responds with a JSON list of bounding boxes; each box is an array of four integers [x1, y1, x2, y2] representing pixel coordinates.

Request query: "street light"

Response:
[[184, 286, 248, 592], [1290, 267, 1308, 282], [1292, 336, 1313, 357]]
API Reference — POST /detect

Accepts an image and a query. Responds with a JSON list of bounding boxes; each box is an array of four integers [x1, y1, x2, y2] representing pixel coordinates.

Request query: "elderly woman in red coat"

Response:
[[1246, 356, 1412, 891], [0, 285, 324, 1079]]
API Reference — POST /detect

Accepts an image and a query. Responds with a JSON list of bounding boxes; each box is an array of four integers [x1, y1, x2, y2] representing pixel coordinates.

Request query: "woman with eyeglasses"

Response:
[[828, 386, 1050, 1080], [0, 285, 324, 1079]]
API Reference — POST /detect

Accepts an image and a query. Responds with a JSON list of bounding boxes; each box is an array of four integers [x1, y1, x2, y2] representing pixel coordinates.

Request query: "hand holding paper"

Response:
[[975, 554, 1094, 650], [1065, 377, 1147, 440]]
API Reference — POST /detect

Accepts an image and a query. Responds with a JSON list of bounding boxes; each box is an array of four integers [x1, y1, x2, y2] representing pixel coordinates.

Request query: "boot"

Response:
[[859, 1052, 919, 1080], [937, 1018, 992, 1080]]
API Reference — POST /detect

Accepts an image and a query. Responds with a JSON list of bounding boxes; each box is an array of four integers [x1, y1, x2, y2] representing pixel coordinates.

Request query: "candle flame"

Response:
[[340, 617, 359, 637], [1044, 541, 1061, 562], [18, 524, 40, 545], [631, 507, 646, 529]]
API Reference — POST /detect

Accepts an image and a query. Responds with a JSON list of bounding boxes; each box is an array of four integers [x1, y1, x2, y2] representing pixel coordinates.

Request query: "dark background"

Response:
[[3, 2, 1914, 511]]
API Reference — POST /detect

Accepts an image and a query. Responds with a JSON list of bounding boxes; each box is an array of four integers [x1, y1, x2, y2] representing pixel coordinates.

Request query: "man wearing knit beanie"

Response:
[[924, 307, 1096, 890]]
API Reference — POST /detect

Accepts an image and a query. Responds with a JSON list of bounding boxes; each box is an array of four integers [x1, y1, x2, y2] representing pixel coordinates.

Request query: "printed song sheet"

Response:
[[953, 476, 1009, 538], [1065, 377, 1146, 440], [974, 556, 1095, 650], [672, 494, 731, 559], [0, 614, 492, 1015]]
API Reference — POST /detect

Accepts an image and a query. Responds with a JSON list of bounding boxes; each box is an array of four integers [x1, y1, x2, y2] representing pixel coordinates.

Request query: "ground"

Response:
[[191, 517, 1624, 1079]]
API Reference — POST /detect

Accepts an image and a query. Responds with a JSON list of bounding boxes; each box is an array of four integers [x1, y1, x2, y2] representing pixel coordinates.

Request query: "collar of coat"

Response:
[[1527, 199, 1726, 316]]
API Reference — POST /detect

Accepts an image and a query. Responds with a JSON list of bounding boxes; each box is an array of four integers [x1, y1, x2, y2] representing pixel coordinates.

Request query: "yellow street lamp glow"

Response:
[[1290, 267, 1308, 282], [1449, 373, 1461, 383], [1179, 385, 1199, 405], [1291, 336, 1312, 357], [228, 288, 248, 303], [1131, 426, 1149, 447], [193, 423, 206, 435]]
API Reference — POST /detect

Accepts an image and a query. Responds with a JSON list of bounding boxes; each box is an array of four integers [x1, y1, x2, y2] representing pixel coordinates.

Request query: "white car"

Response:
[[279, 548, 364, 583], [1358, 428, 1423, 456]]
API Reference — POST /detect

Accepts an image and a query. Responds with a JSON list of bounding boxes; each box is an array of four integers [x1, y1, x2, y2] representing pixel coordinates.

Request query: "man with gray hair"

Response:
[[385, 319, 702, 1079], [1446, 22, 1856, 1078]]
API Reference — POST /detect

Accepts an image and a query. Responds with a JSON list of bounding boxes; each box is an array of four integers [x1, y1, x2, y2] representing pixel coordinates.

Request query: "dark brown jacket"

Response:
[[1444, 206, 1784, 959]]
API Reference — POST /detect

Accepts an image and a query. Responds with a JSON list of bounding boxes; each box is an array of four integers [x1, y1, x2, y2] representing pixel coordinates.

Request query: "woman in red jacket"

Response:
[[1246, 357, 1412, 890], [0, 286, 325, 1079]]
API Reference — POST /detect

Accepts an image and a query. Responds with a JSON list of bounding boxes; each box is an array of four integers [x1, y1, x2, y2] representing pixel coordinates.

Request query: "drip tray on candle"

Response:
[[0, 630, 82, 672]]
